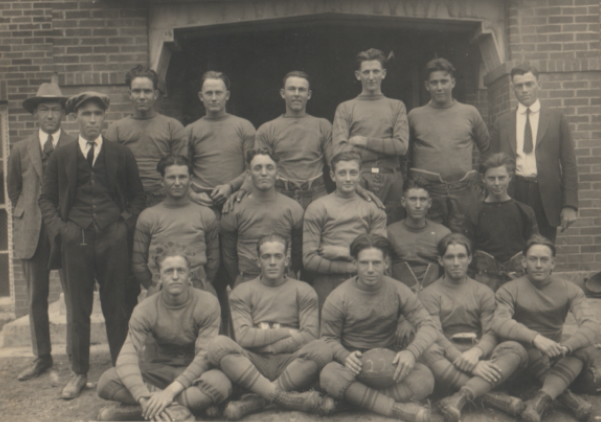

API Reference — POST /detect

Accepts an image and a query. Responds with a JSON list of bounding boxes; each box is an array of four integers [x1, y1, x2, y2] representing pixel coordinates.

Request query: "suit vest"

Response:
[[68, 145, 121, 229]]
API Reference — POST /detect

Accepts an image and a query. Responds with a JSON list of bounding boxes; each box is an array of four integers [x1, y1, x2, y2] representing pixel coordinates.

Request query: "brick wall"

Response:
[[500, 0, 601, 272], [0, 0, 149, 317]]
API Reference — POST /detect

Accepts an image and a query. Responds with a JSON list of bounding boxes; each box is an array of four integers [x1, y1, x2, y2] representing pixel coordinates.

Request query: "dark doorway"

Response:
[[167, 16, 483, 127]]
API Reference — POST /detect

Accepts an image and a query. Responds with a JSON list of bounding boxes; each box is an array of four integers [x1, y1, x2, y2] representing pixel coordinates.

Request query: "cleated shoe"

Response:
[[392, 401, 445, 422], [557, 389, 593, 421], [480, 391, 525, 417], [97, 404, 143, 421], [318, 395, 346, 416], [521, 391, 552, 422], [223, 394, 267, 420], [162, 403, 195, 421], [274, 390, 323, 413], [438, 391, 468, 422]]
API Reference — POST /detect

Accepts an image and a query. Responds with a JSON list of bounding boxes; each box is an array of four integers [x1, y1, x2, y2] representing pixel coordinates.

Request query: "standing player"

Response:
[[105, 66, 187, 207], [97, 243, 230, 421], [419, 233, 529, 421], [333, 48, 408, 224], [208, 233, 332, 420], [388, 178, 450, 293], [8, 82, 75, 381], [132, 155, 219, 296], [185, 71, 255, 214], [221, 148, 304, 286], [492, 235, 596, 422], [303, 151, 387, 308], [470, 153, 538, 291], [408, 58, 490, 235], [320, 233, 442, 422]]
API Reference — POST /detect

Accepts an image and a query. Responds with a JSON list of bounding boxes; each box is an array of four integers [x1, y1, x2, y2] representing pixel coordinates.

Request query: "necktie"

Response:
[[42, 133, 54, 161], [86, 141, 95, 167], [523, 108, 533, 154]]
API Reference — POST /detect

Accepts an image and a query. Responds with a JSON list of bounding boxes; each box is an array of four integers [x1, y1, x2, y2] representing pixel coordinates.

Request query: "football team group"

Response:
[[9, 47, 594, 422]]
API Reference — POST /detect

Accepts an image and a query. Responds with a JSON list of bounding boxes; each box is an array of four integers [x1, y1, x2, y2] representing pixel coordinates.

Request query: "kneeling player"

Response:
[[208, 233, 332, 420], [320, 233, 443, 422], [492, 234, 597, 422], [97, 243, 230, 421], [419, 233, 528, 421]]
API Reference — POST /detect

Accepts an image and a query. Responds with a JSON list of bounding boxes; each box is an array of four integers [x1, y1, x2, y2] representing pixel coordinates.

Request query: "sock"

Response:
[[344, 381, 395, 417], [540, 356, 584, 400], [462, 350, 523, 399], [275, 358, 318, 391], [220, 354, 277, 400], [429, 359, 471, 390], [176, 386, 213, 412]]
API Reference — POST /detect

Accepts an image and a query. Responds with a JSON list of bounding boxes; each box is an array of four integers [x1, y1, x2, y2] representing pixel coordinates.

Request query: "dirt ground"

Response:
[[0, 350, 599, 422]]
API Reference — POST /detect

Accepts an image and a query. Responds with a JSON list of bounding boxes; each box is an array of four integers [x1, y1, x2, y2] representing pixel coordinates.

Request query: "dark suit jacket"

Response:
[[490, 105, 578, 227], [7, 131, 75, 259], [38, 137, 146, 269]]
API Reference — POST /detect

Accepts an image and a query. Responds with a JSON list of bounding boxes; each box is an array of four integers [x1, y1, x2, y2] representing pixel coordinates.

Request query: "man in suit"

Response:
[[490, 64, 578, 242], [39, 92, 146, 400], [7, 83, 75, 381]]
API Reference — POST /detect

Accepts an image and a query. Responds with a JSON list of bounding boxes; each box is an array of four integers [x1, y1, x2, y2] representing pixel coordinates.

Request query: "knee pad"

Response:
[[419, 343, 446, 366], [319, 362, 355, 400], [493, 341, 529, 368], [573, 345, 598, 367], [405, 363, 435, 400], [194, 369, 233, 404], [207, 335, 240, 366], [297, 340, 333, 369], [96, 368, 121, 400]]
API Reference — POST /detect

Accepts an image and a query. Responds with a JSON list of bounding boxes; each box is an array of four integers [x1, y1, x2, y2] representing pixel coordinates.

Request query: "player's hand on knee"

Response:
[[345, 351, 363, 375], [143, 391, 175, 421], [533, 334, 564, 358], [472, 361, 502, 384], [222, 189, 247, 213], [453, 347, 483, 372], [392, 350, 416, 382]]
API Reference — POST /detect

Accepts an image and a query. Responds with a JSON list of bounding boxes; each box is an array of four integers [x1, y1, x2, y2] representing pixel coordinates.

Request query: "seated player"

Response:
[[419, 233, 528, 421], [388, 178, 450, 293], [320, 233, 443, 422], [492, 234, 597, 422], [221, 148, 304, 286], [470, 153, 538, 291], [207, 233, 333, 420], [303, 151, 387, 308], [96, 243, 230, 421], [132, 155, 219, 295]]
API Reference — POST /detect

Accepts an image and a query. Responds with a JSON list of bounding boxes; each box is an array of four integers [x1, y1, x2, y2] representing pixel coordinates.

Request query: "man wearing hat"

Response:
[[7, 82, 75, 381], [39, 92, 146, 399]]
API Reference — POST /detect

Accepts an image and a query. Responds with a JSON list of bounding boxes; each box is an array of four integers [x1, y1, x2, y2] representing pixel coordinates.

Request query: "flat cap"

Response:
[[65, 91, 110, 114]]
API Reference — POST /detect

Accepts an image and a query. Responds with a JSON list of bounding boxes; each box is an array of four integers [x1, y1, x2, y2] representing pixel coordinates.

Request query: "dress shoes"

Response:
[[17, 356, 53, 381], [61, 373, 87, 400]]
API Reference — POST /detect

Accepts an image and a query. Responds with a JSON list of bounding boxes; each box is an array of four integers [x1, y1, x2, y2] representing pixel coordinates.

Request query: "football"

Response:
[[357, 348, 397, 389]]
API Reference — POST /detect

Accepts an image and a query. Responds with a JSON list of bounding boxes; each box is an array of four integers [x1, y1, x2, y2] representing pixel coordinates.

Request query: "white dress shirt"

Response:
[[515, 99, 540, 177], [38, 129, 61, 150], [78, 135, 103, 166]]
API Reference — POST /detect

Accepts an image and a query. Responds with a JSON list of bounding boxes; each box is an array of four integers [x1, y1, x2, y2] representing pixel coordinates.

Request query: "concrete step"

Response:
[[1, 292, 106, 348]]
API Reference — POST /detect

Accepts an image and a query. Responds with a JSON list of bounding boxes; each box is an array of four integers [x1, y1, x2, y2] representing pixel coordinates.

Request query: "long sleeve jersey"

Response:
[[333, 94, 409, 168], [419, 277, 497, 362], [185, 114, 255, 191], [132, 201, 219, 288], [229, 276, 319, 354], [492, 276, 599, 353], [115, 289, 221, 402], [303, 192, 387, 274], [220, 192, 304, 280], [320, 276, 438, 364], [105, 113, 187, 197], [255, 114, 333, 183], [408, 100, 490, 181]]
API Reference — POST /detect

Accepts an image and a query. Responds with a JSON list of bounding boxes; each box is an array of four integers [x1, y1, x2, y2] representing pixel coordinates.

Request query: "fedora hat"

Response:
[[22, 83, 68, 114]]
